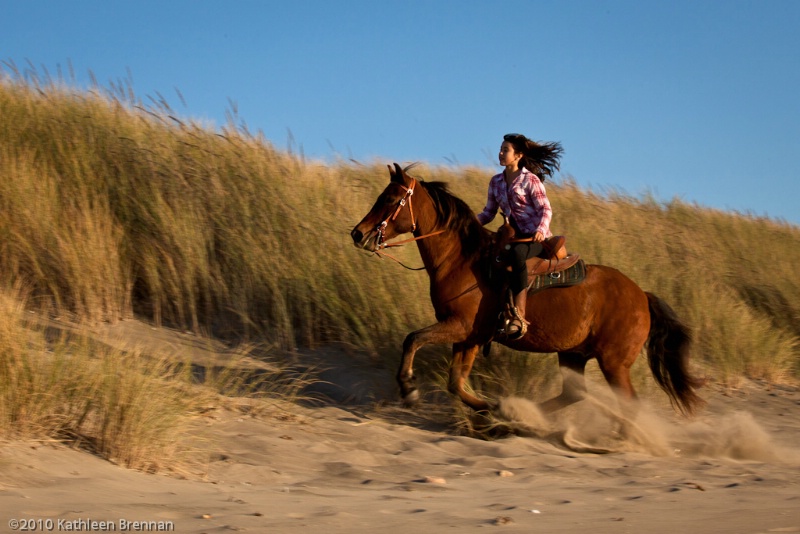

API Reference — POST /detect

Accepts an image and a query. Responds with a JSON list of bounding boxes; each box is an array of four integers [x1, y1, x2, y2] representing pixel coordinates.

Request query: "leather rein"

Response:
[[373, 178, 445, 270]]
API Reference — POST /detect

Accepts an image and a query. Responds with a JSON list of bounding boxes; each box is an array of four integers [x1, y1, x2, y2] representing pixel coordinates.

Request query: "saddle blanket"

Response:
[[527, 259, 587, 295]]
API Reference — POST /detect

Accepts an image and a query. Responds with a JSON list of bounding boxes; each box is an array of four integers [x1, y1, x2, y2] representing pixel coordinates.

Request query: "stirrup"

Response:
[[504, 306, 529, 340], [505, 319, 527, 340]]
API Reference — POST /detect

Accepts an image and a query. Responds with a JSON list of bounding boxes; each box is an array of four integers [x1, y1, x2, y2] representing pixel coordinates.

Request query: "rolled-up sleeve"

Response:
[[530, 179, 552, 236], [476, 180, 498, 225]]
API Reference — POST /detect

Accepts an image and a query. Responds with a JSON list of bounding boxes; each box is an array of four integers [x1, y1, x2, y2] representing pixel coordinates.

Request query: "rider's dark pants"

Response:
[[509, 241, 544, 294]]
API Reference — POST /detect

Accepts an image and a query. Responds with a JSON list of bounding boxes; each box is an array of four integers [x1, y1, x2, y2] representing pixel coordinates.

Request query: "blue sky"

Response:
[[2, 0, 799, 224]]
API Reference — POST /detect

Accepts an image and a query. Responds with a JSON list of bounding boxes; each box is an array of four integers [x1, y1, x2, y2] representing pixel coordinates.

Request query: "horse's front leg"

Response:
[[449, 342, 492, 411], [398, 319, 468, 406]]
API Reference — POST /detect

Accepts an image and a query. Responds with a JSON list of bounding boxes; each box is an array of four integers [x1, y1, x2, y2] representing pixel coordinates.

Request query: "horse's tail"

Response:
[[645, 292, 705, 416]]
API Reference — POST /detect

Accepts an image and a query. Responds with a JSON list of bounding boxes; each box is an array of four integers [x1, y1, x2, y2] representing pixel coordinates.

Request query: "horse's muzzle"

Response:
[[350, 227, 376, 251]]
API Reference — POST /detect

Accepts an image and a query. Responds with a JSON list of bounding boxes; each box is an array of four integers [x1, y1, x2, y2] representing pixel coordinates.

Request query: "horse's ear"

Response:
[[391, 162, 406, 184]]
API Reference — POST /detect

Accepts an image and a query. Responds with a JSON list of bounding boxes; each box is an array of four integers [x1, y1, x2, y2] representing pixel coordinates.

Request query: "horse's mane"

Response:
[[418, 180, 492, 260]]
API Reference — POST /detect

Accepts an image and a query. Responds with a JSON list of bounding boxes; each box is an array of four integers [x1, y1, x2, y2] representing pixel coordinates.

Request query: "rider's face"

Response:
[[499, 141, 522, 168]]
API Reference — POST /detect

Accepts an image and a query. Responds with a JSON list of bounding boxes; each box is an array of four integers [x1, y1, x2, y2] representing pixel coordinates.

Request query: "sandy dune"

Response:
[[2, 321, 799, 533]]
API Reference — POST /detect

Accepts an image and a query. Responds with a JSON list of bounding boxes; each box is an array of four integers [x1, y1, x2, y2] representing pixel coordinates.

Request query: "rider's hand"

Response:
[[533, 231, 545, 243]]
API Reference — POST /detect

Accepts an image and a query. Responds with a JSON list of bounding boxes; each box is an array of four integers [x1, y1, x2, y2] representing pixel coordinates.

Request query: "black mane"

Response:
[[418, 180, 492, 259]]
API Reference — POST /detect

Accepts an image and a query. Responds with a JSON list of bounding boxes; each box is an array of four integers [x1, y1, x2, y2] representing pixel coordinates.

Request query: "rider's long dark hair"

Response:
[[503, 133, 563, 182]]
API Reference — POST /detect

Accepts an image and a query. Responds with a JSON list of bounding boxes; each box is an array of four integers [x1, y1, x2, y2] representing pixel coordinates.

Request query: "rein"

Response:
[[373, 178, 445, 270]]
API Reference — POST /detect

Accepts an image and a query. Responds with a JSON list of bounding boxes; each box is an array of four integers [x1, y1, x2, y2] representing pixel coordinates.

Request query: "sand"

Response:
[[1, 321, 799, 533]]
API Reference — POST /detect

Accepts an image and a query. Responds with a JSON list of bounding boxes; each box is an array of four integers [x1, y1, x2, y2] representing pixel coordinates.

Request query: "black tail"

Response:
[[645, 293, 704, 416]]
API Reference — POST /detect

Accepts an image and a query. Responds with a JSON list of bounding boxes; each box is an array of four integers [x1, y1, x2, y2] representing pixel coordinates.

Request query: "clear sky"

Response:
[[2, 0, 799, 224]]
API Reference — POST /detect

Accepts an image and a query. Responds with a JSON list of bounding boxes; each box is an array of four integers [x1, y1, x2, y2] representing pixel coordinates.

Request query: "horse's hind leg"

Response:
[[596, 348, 640, 420], [539, 352, 590, 413]]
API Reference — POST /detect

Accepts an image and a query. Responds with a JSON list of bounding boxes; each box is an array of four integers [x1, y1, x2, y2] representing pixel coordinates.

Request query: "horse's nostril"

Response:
[[351, 228, 363, 244]]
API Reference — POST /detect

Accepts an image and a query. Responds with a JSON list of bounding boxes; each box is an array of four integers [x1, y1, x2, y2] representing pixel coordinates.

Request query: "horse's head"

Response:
[[351, 163, 418, 252]]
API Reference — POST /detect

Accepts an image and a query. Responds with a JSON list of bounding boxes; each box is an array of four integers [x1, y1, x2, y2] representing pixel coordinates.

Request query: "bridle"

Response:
[[372, 178, 445, 269]]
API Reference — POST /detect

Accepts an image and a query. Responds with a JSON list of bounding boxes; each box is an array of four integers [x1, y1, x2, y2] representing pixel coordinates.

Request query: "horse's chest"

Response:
[[430, 286, 491, 324]]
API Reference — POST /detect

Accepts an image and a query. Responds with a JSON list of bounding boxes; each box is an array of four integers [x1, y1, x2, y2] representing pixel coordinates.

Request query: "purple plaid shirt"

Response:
[[476, 168, 553, 237]]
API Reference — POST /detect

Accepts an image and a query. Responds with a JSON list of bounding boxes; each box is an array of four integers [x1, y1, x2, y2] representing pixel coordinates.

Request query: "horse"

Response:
[[350, 163, 703, 419]]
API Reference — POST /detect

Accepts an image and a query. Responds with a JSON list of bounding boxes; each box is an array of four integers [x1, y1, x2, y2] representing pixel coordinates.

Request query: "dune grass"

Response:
[[0, 286, 190, 471], [0, 285, 316, 472], [1, 66, 799, 463]]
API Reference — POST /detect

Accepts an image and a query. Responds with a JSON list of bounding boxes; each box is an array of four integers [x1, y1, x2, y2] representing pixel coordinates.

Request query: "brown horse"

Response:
[[351, 164, 703, 417]]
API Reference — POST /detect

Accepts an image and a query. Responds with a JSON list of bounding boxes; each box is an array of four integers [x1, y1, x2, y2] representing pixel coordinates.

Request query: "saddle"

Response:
[[526, 236, 581, 276], [490, 221, 581, 279]]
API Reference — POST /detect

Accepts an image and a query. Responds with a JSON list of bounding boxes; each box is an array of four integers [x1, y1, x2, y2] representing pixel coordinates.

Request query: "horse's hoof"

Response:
[[402, 389, 420, 407]]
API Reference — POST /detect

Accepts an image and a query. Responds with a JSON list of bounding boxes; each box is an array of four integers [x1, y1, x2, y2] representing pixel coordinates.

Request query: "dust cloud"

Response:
[[495, 394, 797, 463]]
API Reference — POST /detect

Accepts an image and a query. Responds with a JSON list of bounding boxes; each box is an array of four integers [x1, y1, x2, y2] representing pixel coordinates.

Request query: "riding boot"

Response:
[[506, 288, 530, 340]]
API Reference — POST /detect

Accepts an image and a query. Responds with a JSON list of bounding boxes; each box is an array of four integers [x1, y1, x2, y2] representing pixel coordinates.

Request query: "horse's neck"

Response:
[[414, 220, 476, 285], [414, 229, 488, 317], [415, 232, 459, 276]]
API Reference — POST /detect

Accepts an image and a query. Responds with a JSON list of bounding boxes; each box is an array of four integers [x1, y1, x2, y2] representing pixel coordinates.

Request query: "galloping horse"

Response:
[[351, 164, 703, 417]]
